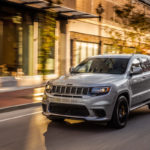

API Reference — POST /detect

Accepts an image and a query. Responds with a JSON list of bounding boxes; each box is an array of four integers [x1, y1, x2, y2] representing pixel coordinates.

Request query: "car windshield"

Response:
[[72, 57, 130, 74]]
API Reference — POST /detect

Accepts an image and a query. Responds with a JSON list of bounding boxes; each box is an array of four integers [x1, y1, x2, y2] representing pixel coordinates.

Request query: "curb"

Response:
[[0, 102, 42, 113], [0, 84, 45, 93]]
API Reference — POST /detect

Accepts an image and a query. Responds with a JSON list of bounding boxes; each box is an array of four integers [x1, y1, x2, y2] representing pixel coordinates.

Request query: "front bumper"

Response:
[[42, 92, 117, 122]]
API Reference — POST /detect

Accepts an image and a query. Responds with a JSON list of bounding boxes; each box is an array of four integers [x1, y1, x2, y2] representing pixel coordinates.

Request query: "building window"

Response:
[[73, 41, 98, 66], [0, 17, 24, 77], [103, 44, 120, 54], [103, 44, 119, 54], [37, 13, 56, 76], [103, 44, 136, 54], [38, 46, 55, 75]]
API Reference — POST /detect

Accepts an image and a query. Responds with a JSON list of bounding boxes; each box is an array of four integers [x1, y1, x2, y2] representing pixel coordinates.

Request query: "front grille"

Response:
[[49, 103, 89, 117], [51, 85, 90, 96]]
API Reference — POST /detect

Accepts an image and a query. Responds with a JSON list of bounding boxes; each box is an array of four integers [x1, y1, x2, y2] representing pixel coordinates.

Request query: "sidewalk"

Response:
[[0, 86, 44, 113]]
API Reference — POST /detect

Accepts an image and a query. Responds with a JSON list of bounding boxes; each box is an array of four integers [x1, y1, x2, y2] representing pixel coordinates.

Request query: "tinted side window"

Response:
[[148, 58, 150, 71], [140, 57, 149, 72], [131, 58, 142, 73]]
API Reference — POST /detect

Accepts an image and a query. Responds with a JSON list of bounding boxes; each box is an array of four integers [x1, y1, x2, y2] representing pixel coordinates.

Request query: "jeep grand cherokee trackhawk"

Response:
[[42, 54, 150, 128]]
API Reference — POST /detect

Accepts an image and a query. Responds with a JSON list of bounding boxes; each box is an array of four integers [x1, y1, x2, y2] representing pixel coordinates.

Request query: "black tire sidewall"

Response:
[[112, 96, 129, 129]]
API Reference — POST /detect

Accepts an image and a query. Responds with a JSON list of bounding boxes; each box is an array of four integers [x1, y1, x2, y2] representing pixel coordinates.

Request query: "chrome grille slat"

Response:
[[81, 88, 84, 95], [64, 86, 67, 94], [70, 86, 72, 94], [75, 87, 77, 95]]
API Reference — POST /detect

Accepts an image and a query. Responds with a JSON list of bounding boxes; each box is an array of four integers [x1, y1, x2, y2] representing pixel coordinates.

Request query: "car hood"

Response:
[[53, 73, 125, 86]]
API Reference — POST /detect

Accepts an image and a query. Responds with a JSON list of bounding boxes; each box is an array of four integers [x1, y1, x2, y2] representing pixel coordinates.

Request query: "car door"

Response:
[[130, 57, 144, 107], [140, 56, 150, 101]]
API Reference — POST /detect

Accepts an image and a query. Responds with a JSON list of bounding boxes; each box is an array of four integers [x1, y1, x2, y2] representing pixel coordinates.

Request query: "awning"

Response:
[[5, 0, 99, 19]]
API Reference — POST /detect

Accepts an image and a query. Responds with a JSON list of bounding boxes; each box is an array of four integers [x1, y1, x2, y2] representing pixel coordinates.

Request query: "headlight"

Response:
[[91, 87, 110, 95], [45, 82, 53, 93]]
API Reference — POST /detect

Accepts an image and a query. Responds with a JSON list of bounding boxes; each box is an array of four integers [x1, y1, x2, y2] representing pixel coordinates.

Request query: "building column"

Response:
[[28, 24, 34, 75], [18, 25, 23, 68], [0, 21, 3, 64], [54, 21, 59, 76], [71, 39, 77, 67], [59, 20, 70, 75], [23, 22, 34, 76], [33, 22, 38, 75], [101, 41, 104, 54]]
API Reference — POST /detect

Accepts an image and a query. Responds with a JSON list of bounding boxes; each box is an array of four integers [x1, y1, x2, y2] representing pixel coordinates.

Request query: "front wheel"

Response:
[[110, 96, 129, 129]]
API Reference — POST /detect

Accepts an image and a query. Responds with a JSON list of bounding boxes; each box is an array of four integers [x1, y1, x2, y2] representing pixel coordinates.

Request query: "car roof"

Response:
[[90, 54, 149, 59]]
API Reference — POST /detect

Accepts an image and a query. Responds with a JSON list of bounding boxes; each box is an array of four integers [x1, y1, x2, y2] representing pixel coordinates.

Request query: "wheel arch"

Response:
[[117, 91, 131, 106], [110, 90, 130, 128]]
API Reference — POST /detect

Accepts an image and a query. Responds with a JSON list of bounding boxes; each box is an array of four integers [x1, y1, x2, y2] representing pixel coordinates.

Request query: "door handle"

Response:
[[133, 79, 139, 83], [133, 78, 143, 83]]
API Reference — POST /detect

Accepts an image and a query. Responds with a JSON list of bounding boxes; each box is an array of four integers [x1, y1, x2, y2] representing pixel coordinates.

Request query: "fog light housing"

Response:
[[93, 109, 106, 118]]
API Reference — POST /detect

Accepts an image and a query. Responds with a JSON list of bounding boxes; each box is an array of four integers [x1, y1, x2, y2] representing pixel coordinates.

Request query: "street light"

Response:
[[96, 4, 104, 54]]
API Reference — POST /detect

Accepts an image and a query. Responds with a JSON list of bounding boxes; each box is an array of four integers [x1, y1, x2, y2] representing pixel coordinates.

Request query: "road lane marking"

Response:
[[0, 111, 42, 123]]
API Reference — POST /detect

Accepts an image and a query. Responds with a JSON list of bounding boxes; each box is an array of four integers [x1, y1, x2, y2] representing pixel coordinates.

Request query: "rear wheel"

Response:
[[110, 96, 129, 129]]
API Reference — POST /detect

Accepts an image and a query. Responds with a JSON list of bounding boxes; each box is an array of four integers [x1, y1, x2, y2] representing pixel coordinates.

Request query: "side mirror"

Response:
[[130, 67, 143, 76], [69, 67, 75, 73]]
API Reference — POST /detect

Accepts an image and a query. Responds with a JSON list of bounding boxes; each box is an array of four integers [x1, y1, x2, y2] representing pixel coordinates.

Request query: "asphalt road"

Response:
[[0, 106, 150, 150]]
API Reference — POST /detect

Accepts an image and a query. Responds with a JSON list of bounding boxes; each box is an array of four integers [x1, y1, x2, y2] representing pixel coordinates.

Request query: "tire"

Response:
[[110, 96, 129, 129], [47, 116, 64, 122]]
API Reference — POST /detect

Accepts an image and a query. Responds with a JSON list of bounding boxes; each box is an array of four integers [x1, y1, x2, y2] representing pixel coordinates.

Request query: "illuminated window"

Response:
[[74, 41, 98, 66]]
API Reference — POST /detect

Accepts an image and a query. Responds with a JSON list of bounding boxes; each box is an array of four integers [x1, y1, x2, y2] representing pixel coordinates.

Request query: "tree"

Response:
[[39, 0, 62, 80], [106, 0, 150, 54], [39, 12, 56, 80]]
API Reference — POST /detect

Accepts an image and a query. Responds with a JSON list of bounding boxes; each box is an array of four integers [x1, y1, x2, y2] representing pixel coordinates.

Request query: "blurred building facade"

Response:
[[0, 1, 56, 86], [0, 0, 150, 87], [58, 0, 150, 75]]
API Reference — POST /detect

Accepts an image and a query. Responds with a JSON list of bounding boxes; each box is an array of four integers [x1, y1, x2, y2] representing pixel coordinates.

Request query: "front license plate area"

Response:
[[49, 97, 79, 104]]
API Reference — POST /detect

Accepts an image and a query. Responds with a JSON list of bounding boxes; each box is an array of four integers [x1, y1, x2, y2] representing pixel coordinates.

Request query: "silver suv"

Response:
[[42, 54, 150, 128]]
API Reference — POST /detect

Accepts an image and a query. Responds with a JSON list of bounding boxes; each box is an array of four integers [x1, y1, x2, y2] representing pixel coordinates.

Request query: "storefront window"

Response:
[[37, 13, 56, 75], [81, 43, 87, 61], [122, 47, 136, 54], [38, 46, 55, 75], [75, 42, 81, 65], [74, 41, 98, 66], [103, 44, 121, 54], [0, 14, 24, 77], [103, 44, 136, 54]]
